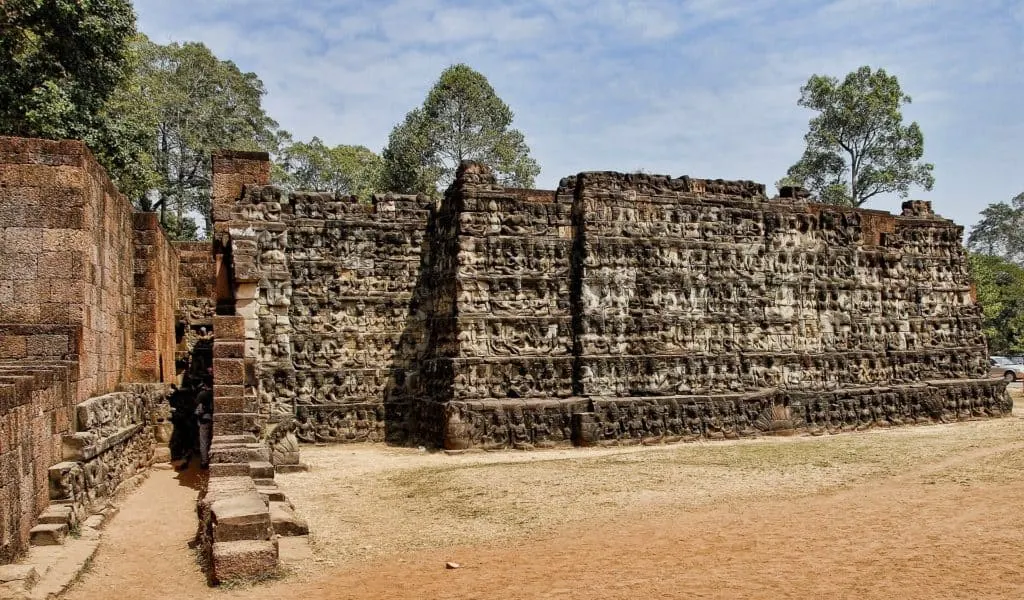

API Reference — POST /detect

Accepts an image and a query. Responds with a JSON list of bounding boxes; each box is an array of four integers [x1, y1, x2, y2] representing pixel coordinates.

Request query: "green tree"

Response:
[[967, 193, 1024, 263], [969, 253, 1024, 355], [381, 64, 540, 195], [784, 66, 935, 207], [0, 0, 135, 139], [108, 35, 287, 238], [275, 137, 382, 200], [0, 0, 150, 196]]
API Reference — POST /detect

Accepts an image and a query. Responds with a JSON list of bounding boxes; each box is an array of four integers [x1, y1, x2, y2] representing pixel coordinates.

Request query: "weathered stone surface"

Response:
[[210, 492, 271, 543], [269, 501, 308, 536], [29, 524, 67, 546], [211, 539, 279, 584], [210, 154, 1007, 451]]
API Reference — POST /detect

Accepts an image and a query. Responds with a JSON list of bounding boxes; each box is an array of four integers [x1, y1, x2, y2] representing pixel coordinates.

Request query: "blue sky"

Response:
[[134, 0, 1023, 233]]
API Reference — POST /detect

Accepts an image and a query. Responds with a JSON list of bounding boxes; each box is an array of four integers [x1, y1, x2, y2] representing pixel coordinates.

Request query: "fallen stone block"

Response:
[[269, 501, 309, 536], [212, 539, 279, 584], [0, 565, 38, 587], [29, 523, 67, 546]]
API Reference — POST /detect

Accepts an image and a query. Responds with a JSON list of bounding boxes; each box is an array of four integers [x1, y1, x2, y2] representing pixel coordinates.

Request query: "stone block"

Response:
[[209, 462, 251, 478], [213, 359, 244, 385], [38, 505, 73, 525], [213, 342, 245, 359], [213, 413, 258, 437], [255, 485, 287, 503], [0, 564, 38, 587], [213, 395, 247, 414], [211, 539, 278, 584], [249, 461, 275, 479], [212, 316, 245, 341], [210, 442, 268, 464], [269, 501, 309, 537], [29, 523, 67, 546], [210, 492, 271, 543]]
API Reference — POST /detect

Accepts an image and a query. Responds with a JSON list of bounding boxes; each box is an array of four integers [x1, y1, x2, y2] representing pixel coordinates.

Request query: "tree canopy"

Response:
[[110, 35, 286, 238], [784, 66, 935, 207], [274, 137, 382, 201], [969, 253, 1024, 355], [966, 193, 1024, 264], [0, 0, 136, 140], [381, 64, 540, 195]]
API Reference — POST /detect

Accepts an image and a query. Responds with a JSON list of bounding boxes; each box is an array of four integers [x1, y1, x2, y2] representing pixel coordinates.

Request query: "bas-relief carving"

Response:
[[228, 167, 1008, 449]]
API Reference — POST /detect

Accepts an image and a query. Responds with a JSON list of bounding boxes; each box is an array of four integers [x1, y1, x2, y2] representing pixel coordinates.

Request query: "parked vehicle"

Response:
[[989, 356, 1024, 382]]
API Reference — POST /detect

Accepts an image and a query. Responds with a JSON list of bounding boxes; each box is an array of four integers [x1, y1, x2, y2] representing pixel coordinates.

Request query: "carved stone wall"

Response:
[[561, 172, 1004, 443], [219, 186, 431, 439], [214, 156, 1007, 450], [49, 385, 164, 526], [173, 241, 215, 360]]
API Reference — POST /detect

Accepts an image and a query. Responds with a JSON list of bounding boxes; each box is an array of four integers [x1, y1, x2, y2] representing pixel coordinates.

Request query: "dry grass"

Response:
[[277, 399, 1024, 566]]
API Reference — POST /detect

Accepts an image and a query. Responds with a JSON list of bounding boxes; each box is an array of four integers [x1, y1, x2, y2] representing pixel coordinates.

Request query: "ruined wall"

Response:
[[565, 172, 1003, 444], [419, 164, 581, 449], [173, 241, 215, 363], [216, 185, 430, 439], [132, 213, 179, 383], [0, 363, 76, 562], [0, 137, 136, 400], [0, 137, 179, 562], [214, 155, 1007, 449]]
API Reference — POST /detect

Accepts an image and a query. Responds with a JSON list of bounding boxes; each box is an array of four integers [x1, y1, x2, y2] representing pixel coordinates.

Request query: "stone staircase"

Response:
[[198, 434, 308, 584], [1, 502, 116, 599]]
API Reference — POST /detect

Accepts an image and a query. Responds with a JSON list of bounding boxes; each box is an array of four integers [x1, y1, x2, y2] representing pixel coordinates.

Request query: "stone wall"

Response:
[[565, 172, 1004, 444], [174, 241, 215, 364], [215, 184, 431, 438], [133, 214, 179, 383], [0, 137, 136, 401], [211, 155, 1008, 450], [0, 137, 180, 563], [0, 362, 76, 562], [49, 385, 165, 525]]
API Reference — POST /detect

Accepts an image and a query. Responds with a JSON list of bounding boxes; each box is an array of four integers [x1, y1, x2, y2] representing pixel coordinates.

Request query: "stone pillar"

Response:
[[211, 150, 271, 238], [210, 150, 270, 438]]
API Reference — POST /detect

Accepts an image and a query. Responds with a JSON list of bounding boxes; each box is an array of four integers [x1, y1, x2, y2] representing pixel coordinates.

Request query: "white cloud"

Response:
[[133, 0, 1024, 231]]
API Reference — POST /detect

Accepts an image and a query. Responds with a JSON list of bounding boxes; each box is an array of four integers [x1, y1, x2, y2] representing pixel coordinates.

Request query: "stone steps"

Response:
[[28, 523, 67, 547], [211, 539, 279, 584], [269, 501, 309, 537]]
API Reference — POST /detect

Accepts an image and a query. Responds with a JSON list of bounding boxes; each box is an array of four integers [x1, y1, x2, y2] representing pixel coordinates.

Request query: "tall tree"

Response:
[[0, 0, 148, 195], [967, 193, 1024, 263], [969, 253, 1024, 355], [275, 137, 382, 200], [784, 66, 935, 207], [108, 35, 286, 238], [0, 0, 135, 139], [381, 64, 540, 195]]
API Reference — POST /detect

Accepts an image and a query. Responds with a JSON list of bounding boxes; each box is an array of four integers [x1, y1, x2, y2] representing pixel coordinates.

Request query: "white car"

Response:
[[989, 356, 1024, 382]]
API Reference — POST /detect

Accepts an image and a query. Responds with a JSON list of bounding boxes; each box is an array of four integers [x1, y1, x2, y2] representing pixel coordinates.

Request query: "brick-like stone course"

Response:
[[0, 137, 180, 564]]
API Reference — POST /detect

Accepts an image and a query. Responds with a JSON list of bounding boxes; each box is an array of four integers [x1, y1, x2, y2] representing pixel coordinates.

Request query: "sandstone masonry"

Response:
[[211, 157, 1009, 451]]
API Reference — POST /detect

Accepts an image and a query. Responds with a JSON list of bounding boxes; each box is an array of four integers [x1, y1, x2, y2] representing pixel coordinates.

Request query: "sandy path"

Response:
[[62, 466, 210, 599], [63, 423, 1024, 600]]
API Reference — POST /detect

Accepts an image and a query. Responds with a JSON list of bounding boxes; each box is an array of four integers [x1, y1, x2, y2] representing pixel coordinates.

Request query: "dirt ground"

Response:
[[64, 403, 1024, 600]]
